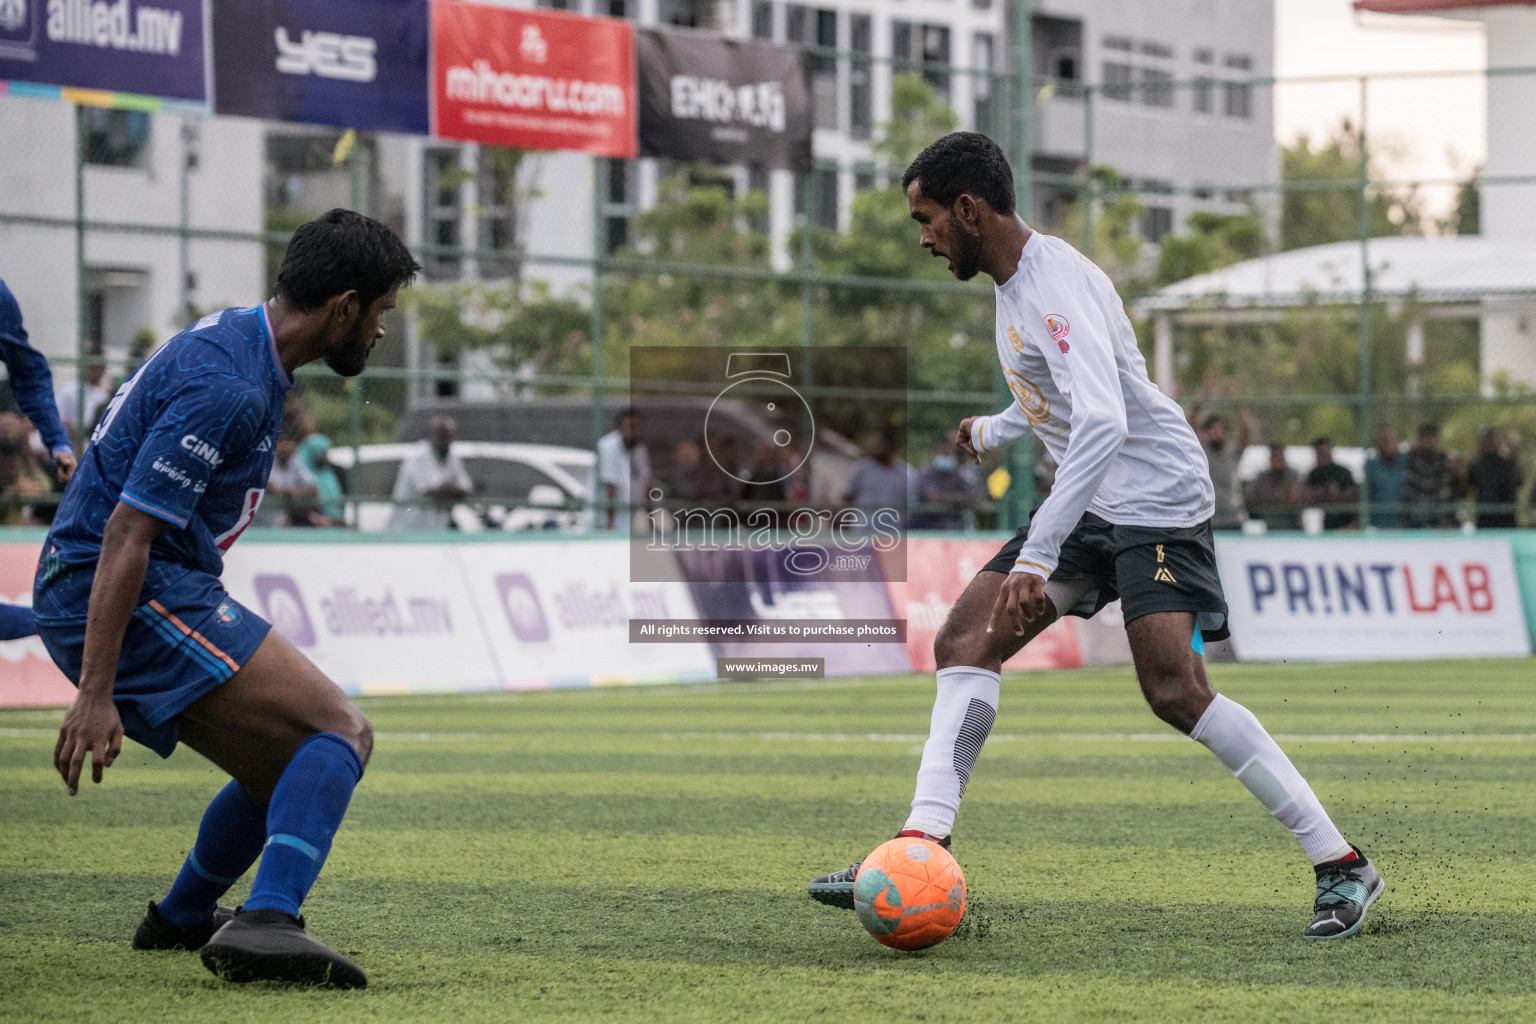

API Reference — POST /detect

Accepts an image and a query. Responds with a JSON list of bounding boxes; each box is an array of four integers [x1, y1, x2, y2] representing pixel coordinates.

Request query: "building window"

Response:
[[973, 33, 995, 136], [893, 21, 951, 101], [973, 0, 992, 9], [536, 0, 574, 8], [814, 166, 838, 230], [1139, 67, 1173, 108], [751, 0, 773, 40], [1102, 62, 1133, 103], [854, 162, 876, 193], [423, 149, 463, 280], [1101, 35, 1133, 53], [605, 0, 631, 17], [84, 108, 151, 167], [850, 13, 872, 140], [1192, 48, 1214, 114], [478, 148, 525, 278], [795, 167, 839, 230], [787, 5, 838, 130], [1224, 53, 1253, 119], [1139, 40, 1173, 59], [1142, 206, 1173, 244], [603, 159, 637, 254], [746, 165, 771, 234], [659, 0, 716, 28]]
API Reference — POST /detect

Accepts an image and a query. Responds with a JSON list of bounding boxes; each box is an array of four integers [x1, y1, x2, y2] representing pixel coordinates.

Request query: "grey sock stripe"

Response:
[[953, 698, 996, 796]]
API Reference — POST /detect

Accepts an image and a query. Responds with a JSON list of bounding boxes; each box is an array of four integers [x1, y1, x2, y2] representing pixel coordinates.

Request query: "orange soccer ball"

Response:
[[853, 837, 966, 951]]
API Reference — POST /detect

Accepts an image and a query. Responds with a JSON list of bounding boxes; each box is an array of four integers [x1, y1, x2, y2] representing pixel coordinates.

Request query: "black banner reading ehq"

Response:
[[636, 29, 812, 172]]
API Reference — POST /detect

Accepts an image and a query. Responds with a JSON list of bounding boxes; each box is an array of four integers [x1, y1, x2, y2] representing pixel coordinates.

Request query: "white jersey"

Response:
[[969, 231, 1213, 579]]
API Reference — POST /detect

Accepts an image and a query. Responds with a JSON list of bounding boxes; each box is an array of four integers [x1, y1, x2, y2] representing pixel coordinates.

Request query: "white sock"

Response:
[[904, 666, 1001, 838], [1190, 694, 1352, 865]]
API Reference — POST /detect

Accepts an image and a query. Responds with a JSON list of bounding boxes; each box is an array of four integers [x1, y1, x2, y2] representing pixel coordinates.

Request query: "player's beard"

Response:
[[324, 318, 375, 377], [948, 218, 983, 281]]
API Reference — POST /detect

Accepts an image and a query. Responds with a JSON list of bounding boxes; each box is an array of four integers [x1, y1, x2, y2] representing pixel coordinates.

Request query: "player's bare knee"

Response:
[[350, 711, 374, 766], [1141, 671, 1205, 733], [934, 619, 988, 668]]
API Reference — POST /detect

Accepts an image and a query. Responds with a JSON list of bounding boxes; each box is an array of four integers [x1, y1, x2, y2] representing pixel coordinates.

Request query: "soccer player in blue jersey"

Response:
[[0, 278, 76, 642], [34, 210, 420, 988]]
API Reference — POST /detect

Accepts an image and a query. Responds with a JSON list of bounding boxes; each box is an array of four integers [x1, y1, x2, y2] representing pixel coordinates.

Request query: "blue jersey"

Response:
[[35, 305, 291, 622]]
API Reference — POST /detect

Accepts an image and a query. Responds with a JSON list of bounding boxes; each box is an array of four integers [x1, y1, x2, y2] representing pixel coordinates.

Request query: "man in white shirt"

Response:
[[388, 416, 472, 531], [55, 361, 111, 438], [595, 408, 652, 531], [808, 133, 1382, 941]]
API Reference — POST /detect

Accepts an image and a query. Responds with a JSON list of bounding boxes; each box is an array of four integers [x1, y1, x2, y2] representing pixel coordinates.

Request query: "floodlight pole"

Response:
[[1356, 77, 1374, 531]]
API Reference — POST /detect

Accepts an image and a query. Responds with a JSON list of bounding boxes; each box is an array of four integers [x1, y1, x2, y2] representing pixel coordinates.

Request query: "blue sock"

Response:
[[158, 780, 268, 929], [0, 602, 37, 641], [244, 732, 364, 917]]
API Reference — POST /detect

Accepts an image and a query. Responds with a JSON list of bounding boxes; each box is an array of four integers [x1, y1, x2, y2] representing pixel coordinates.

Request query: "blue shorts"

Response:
[[37, 570, 271, 758]]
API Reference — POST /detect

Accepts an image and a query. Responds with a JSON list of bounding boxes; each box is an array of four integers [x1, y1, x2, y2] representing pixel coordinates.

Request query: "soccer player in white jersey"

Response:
[[808, 132, 1384, 940]]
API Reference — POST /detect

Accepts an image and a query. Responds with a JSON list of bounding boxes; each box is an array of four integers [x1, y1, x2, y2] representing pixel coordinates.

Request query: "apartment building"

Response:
[[0, 98, 264, 374]]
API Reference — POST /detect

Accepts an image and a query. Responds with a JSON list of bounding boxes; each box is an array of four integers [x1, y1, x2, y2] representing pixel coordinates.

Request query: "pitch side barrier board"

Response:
[[1213, 534, 1532, 662]]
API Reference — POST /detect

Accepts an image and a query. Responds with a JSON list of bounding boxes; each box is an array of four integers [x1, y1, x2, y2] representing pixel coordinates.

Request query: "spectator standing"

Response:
[[1245, 443, 1303, 530], [842, 429, 915, 522], [1465, 426, 1523, 529], [296, 431, 345, 522], [390, 415, 473, 531], [1193, 408, 1253, 530], [259, 438, 321, 527], [912, 437, 979, 530], [668, 439, 704, 505], [1404, 423, 1454, 528], [740, 439, 788, 529], [595, 408, 653, 530], [1307, 437, 1358, 530], [55, 359, 110, 440], [1363, 425, 1406, 529]]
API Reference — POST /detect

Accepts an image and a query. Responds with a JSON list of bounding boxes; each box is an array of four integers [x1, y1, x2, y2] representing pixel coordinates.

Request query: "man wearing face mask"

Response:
[[912, 436, 979, 530]]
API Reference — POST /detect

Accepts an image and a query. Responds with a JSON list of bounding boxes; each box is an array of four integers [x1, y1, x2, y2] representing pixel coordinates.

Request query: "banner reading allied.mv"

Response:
[[636, 28, 812, 172], [0, 0, 207, 103]]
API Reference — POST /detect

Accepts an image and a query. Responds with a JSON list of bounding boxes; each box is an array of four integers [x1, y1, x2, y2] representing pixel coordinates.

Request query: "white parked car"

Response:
[[326, 442, 594, 533]]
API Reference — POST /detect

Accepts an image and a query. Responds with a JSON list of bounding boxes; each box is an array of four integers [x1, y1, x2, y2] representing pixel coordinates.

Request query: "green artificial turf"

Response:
[[2, 658, 1534, 1023]]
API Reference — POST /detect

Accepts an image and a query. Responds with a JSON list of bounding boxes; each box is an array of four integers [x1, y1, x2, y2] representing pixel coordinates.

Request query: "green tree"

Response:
[[1280, 122, 1422, 251], [1154, 209, 1267, 285]]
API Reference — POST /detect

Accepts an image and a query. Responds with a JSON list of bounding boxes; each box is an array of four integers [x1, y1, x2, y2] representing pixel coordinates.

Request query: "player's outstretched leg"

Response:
[[1127, 612, 1384, 939], [808, 570, 1057, 909], [172, 629, 373, 987], [132, 780, 265, 950]]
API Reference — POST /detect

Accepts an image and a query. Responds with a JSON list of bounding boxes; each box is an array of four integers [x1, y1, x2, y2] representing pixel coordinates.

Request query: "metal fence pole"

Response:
[[1082, 84, 1096, 261], [1356, 77, 1374, 530], [590, 158, 608, 528], [348, 135, 364, 521], [1005, 0, 1035, 530], [73, 105, 86, 437]]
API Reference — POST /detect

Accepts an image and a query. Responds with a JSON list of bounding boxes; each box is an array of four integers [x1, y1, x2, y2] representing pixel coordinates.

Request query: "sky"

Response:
[[1273, 0, 1487, 202]]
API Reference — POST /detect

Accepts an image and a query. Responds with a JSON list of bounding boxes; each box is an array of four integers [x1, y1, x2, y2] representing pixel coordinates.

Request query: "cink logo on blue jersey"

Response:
[[181, 434, 224, 468]]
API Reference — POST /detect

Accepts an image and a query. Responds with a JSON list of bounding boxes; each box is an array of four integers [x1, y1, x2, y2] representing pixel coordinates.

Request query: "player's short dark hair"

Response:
[[1202, 413, 1227, 430], [901, 132, 1016, 216], [1312, 436, 1333, 448], [1417, 422, 1440, 438], [615, 407, 640, 427], [275, 209, 421, 313]]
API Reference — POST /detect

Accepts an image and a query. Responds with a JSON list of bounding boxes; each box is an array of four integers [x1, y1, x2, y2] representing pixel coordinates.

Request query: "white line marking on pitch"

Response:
[[0, 726, 1528, 744]]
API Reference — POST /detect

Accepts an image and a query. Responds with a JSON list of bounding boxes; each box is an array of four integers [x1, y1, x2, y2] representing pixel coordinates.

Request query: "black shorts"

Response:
[[983, 512, 1230, 642]]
